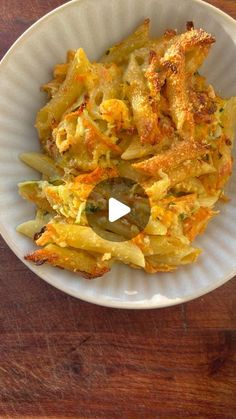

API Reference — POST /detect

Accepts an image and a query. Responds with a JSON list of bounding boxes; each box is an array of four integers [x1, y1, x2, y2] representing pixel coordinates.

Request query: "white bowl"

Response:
[[0, 0, 235, 309]]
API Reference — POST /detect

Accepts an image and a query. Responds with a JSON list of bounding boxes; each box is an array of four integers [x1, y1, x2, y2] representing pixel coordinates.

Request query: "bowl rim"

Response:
[[0, 0, 236, 309]]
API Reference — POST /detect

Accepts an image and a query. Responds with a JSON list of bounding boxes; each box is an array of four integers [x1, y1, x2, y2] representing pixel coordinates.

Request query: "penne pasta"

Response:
[[17, 219, 48, 239], [101, 19, 150, 64], [18, 181, 53, 212], [168, 159, 216, 186], [17, 21, 236, 279], [124, 54, 160, 144], [36, 223, 145, 268], [36, 49, 91, 141], [145, 246, 200, 272], [133, 140, 209, 176], [160, 29, 215, 138], [20, 152, 63, 179], [26, 244, 111, 279]]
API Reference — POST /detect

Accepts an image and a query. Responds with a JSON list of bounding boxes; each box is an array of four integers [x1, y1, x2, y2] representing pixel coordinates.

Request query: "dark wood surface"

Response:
[[0, 0, 236, 417]]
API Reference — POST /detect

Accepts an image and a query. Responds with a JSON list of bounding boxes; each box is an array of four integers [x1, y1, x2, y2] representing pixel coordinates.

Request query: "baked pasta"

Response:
[[18, 20, 236, 278]]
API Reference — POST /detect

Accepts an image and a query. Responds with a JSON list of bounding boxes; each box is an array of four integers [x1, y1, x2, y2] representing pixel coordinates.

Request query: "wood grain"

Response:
[[0, 0, 236, 417]]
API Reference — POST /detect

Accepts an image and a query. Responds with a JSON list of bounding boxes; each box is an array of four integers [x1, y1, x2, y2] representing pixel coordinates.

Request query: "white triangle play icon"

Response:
[[108, 198, 131, 223]]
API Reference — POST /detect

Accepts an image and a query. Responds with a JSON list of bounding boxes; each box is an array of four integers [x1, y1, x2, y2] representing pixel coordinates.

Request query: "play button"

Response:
[[108, 198, 131, 223], [85, 177, 151, 242]]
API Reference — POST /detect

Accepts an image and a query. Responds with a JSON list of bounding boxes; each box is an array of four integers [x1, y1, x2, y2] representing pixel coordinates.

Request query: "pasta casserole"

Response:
[[17, 19, 236, 278]]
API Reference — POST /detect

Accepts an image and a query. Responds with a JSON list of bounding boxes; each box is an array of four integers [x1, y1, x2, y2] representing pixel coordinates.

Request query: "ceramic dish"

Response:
[[0, 0, 235, 308]]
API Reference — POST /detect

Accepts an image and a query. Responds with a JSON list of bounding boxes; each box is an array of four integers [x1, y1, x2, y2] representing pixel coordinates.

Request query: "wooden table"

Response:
[[0, 0, 235, 417]]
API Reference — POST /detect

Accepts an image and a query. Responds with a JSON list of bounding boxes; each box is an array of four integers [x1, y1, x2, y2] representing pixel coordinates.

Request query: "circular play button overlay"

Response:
[[85, 177, 151, 242]]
